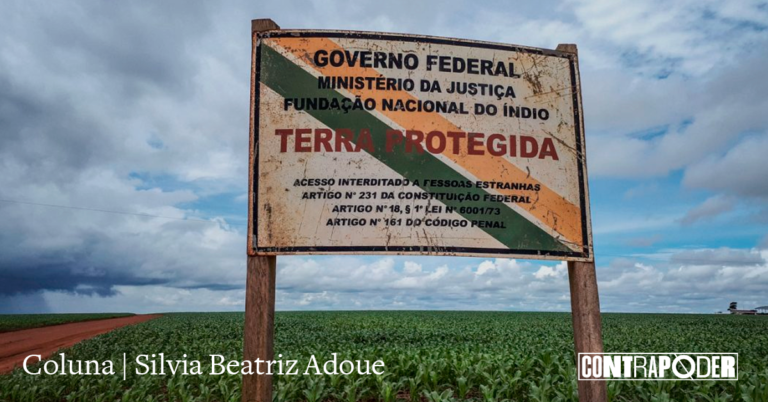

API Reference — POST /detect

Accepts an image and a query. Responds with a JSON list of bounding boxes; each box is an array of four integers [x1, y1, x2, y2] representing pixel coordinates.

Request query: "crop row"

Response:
[[0, 312, 767, 401]]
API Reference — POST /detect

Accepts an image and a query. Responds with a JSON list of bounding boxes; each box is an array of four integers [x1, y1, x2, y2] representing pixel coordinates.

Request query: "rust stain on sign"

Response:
[[249, 30, 593, 261]]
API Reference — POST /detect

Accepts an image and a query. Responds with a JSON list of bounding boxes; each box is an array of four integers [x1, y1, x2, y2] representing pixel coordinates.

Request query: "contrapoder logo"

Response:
[[578, 353, 738, 381]]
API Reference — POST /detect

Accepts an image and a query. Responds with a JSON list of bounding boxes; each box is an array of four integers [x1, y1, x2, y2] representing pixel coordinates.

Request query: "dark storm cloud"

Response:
[[0, 262, 168, 296], [0, 203, 245, 297]]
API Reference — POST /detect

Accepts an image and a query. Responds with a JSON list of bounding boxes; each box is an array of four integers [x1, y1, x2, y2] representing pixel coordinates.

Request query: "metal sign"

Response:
[[250, 30, 593, 260]]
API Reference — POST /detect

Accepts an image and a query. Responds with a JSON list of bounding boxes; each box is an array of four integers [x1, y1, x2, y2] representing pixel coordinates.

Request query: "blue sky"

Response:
[[0, 0, 767, 314]]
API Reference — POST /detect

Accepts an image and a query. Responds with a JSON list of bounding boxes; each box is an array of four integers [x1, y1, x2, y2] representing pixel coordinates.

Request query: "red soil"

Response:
[[0, 314, 160, 374]]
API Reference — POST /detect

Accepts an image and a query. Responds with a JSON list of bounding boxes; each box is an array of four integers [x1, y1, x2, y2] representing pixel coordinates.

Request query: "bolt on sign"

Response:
[[251, 31, 593, 261]]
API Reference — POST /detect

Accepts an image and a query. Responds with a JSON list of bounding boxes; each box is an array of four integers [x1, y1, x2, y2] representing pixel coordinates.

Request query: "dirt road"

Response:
[[0, 314, 160, 374]]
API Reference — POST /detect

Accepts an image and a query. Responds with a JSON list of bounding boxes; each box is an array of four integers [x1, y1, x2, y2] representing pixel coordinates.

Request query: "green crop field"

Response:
[[1, 312, 767, 402], [0, 313, 135, 333]]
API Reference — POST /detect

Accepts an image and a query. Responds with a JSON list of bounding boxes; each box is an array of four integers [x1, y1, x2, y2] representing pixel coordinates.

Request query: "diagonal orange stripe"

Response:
[[266, 37, 583, 247]]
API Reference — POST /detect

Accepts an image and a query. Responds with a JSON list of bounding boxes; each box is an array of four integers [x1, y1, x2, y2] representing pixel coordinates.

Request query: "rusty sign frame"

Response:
[[249, 29, 593, 261]]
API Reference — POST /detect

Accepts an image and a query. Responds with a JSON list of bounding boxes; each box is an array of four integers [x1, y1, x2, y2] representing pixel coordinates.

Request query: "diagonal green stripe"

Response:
[[259, 43, 569, 253]]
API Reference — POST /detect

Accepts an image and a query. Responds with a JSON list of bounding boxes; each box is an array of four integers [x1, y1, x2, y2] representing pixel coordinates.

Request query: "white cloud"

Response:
[[533, 262, 568, 279], [570, 0, 768, 75], [683, 134, 768, 197], [3, 248, 766, 314], [275, 250, 768, 312], [670, 247, 765, 266], [403, 261, 422, 275]]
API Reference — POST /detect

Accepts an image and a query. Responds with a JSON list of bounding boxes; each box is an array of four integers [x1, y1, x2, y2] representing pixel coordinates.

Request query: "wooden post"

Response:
[[243, 255, 276, 402], [556, 42, 607, 402], [568, 261, 607, 401], [243, 18, 280, 402]]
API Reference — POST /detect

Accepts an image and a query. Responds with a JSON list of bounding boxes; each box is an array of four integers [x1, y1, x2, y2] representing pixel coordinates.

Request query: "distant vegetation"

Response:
[[0, 313, 134, 333], [1, 312, 767, 401]]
